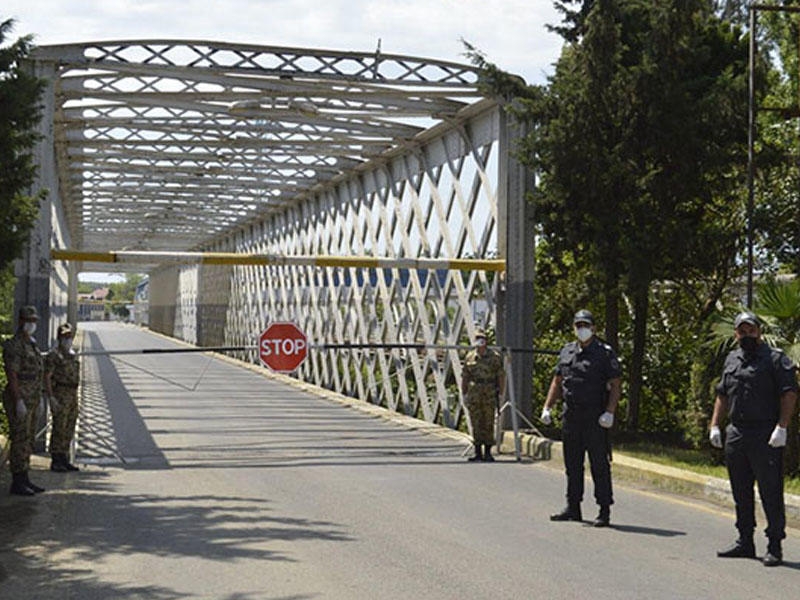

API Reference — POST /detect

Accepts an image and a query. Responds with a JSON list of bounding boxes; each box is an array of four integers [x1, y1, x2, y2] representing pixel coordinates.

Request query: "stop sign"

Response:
[[259, 322, 308, 372]]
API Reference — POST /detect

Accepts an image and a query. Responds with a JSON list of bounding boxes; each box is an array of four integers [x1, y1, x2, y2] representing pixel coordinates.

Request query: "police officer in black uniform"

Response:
[[541, 309, 621, 527], [710, 311, 797, 567]]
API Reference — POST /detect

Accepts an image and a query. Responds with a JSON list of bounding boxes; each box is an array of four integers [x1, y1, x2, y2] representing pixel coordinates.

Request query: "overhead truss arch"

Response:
[[30, 39, 488, 259]]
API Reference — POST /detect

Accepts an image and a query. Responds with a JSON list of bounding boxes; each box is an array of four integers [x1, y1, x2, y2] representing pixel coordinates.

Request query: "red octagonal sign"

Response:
[[259, 322, 308, 372]]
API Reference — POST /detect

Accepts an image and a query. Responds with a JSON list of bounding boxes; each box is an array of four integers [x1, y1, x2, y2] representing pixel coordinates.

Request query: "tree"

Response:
[[0, 18, 44, 272], [108, 273, 145, 319], [745, 8, 800, 277], [516, 0, 748, 430]]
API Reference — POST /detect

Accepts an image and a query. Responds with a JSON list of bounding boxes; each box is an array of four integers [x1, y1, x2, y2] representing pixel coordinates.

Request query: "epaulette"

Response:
[[771, 347, 795, 372]]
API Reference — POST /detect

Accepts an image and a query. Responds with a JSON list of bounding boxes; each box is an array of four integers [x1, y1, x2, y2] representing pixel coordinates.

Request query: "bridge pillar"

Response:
[[197, 262, 233, 347], [148, 267, 179, 337], [15, 57, 58, 349], [15, 57, 63, 452], [68, 261, 80, 327], [497, 107, 535, 428]]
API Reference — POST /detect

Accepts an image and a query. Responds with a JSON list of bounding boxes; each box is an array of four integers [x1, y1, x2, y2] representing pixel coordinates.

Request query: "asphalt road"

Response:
[[1, 321, 798, 599]]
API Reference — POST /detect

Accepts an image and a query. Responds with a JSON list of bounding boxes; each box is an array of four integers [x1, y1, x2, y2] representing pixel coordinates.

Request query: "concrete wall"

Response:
[[14, 58, 63, 350], [175, 265, 199, 344], [197, 262, 233, 347], [148, 267, 179, 337]]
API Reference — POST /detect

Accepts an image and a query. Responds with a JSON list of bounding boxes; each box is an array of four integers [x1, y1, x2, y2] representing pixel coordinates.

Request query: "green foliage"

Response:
[[107, 274, 144, 318], [0, 264, 16, 336], [0, 18, 45, 271], [474, 0, 749, 432], [749, 8, 800, 276], [0, 264, 13, 437]]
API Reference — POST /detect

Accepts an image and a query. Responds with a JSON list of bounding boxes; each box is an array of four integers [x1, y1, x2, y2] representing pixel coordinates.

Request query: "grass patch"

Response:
[[615, 441, 800, 496]]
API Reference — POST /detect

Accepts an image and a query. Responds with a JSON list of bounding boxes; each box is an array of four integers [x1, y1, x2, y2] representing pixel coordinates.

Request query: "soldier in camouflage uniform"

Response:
[[44, 322, 81, 472], [461, 327, 505, 462], [2, 306, 46, 496]]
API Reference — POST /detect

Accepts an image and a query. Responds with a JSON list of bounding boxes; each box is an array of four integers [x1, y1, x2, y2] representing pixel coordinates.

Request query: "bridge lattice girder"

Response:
[[25, 40, 534, 432]]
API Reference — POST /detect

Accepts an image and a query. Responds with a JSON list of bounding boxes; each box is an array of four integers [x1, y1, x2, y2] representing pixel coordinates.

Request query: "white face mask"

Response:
[[575, 326, 593, 343], [23, 322, 37, 336], [476, 338, 487, 347]]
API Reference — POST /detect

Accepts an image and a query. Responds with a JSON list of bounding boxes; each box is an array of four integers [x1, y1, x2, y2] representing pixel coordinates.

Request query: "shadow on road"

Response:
[[0, 469, 351, 599], [81, 331, 169, 470], [607, 523, 686, 537]]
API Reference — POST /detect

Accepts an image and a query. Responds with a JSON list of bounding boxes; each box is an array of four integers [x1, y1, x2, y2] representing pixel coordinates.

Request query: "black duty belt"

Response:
[[17, 374, 40, 381], [730, 420, 773, 428], [54, 383, 79, 389], [472, 379, 496, 384]]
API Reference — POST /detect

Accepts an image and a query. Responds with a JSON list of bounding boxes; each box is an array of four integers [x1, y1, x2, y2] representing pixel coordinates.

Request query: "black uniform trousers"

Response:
[[724, 424, 785, 543], [562, 415, 613, 508]]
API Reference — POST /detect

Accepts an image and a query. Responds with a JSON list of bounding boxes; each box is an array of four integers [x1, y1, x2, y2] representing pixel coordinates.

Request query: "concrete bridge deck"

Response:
[[1, 322, 799, 599]]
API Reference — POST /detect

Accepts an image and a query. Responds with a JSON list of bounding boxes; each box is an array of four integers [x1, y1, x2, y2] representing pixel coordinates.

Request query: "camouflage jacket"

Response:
[[464, 348, 504, 388], [2, 333, 44, 395], [45, 346, 81, 388]]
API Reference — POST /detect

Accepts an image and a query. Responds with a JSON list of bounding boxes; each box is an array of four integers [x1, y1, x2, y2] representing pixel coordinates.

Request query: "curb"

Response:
[[499, 430, 800, 529]]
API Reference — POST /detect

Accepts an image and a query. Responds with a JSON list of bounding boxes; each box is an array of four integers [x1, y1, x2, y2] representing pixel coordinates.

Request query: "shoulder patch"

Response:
[[779, 353, 795, 371]]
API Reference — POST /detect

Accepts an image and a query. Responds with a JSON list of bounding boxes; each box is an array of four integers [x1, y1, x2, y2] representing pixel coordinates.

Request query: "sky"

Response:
[[4, 0, 564, 84], [3, 1, 566, 282]]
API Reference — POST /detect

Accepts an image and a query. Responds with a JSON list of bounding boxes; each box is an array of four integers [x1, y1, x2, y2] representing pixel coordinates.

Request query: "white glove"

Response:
[[15, 399, 27, 419], [709, 426, 722, 448], [768, 425, 787, 448], [598, 411, 614, 429], [540, 407, 552, 425]]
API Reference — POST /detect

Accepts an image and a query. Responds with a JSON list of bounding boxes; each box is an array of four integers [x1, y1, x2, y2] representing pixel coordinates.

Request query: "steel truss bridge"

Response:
[[18, 40, 535, 430]]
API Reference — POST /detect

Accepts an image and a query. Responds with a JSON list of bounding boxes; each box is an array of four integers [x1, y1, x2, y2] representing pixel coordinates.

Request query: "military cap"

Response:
[[474, 327, 487, 338], [734, 311, 760, 329], [573, 309, 594, 325], [57, 323, 74, 337], [18, 305, 39, 321]]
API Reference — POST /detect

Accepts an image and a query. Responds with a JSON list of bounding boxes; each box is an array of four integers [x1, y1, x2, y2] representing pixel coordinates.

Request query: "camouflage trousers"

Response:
[[49, 387, 79, 454], [2, 388, 41, 474], [467, 384, 497, 445]]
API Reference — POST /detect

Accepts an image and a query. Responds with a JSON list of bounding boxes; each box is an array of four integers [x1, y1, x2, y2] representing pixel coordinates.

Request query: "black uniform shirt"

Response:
[[716, 343, 797, 426], [555, 338, 621, 415]]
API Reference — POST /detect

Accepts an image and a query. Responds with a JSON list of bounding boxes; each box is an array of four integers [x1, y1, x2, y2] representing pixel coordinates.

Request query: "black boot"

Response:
[[61, 454, 80, 472], [763, 541, 783, 567], [482, 444, 495, 462], [550, 504, 582, 522], [593, 505, 610, 527], [9, 472, 35, 496], [51, 453, 69, 473], [23, 471, 45, 494], [717, 537, 755, 559], [468, 444, 484, 462]]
